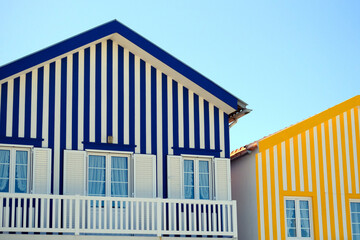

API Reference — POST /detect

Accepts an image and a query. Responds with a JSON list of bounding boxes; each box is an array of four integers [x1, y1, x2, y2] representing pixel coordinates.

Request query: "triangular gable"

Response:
[[0, 20, 247, 114]]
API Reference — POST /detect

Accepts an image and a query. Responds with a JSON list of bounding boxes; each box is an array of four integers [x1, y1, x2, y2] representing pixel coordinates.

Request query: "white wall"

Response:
[[231, 148, 258, 240]]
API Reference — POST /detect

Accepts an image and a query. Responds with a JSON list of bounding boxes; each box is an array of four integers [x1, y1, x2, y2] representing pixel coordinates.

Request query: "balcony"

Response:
[[0, 193, 237, 239]]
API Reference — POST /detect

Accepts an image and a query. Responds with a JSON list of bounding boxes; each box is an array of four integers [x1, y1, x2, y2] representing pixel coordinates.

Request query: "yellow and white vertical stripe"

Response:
[[256, 96, 360, 240]]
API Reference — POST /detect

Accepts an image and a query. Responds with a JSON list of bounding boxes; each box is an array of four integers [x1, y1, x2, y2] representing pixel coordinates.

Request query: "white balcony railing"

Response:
[[0, 193, 237, 238]]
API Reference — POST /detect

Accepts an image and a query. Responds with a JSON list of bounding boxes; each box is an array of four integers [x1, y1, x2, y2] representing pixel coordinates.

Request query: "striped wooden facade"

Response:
[[0, 21, 241, 198], [256, 95, 360, 239]]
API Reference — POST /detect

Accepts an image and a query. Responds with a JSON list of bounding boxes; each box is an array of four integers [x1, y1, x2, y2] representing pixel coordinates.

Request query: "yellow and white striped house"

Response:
[[231, 95, 360, 240]]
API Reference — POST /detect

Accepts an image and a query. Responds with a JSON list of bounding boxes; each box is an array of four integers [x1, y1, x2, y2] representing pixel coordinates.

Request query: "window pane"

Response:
[[199, 161, 209, 173], [111, 183, 128, 197], [184, 173, 194, 186], [111, 156, 127, 169], [301, 229, 311, 237], [89, 156, 106, 168], [199, 174, 209, 186], [0, 164, 9, 178], [15, 157, 28, 193], [199, 187, 209, 199], [353, 213, 360, 223], [285, 200, 296, 237], [301, 219, 310, 228], [0, 179, 9, 192], [184, 160, 194, 172], [353, 224, 360, 233], [287, 228, 296, 237], [300, 200, 309, 209], [287, 219, 296, 228], [88, 182, 105, 196], [352, 202, 360, 213], [299, 200, 311, 237], [286, 209, 296, 218], [16, 151, 28, 164], [88, 169, 105, 181], [300, 209, 310, 218], [286, 199, 295, 208], [15, 180, 27, 193], [0, 150, 10, 163], [185, 186, 194, 199], [15, 165, 27, 179], [0, 150, 10, 193], [112, 169, 128, 182], [352, 203, 360, 239], [184, 160, 194, 199], [88, 156, 106, 196], [111, 157, 128, 197]]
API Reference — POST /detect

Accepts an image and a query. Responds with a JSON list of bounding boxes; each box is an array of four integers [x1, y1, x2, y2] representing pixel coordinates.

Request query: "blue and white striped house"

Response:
[[0, 20, 249, 239]]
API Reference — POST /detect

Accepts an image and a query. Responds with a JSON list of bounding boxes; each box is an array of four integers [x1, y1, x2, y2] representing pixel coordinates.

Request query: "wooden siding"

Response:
[[0, 38, 230, 196], [256, 96, 360, 240]]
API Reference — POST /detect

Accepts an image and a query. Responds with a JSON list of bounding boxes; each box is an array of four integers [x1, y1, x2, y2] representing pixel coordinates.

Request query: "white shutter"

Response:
[[167, 155, 182, 199], [63, 150, 86, 195], [32, 148, 51, 194], [133, 154, 156, 198], [214, 158, 231, 200]]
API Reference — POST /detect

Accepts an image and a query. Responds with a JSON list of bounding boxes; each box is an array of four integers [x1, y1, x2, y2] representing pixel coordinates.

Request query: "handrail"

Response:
[[0, 193, 237, 238]]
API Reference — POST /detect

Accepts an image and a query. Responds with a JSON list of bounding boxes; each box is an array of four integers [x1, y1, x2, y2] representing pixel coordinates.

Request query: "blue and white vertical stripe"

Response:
[[0, 39, 230, 196]]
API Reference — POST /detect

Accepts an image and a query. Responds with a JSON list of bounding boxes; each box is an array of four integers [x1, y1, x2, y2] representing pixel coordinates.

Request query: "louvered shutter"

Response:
[[63, 150, 86, 195], [214, 158, 231, 200], [32, 148, 52, 194], [167, 155, 182, 199], [133, 154, 156, 198]]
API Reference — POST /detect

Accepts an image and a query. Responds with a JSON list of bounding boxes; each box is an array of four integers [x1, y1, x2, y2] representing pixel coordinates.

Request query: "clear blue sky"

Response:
[[1, 1, 359, 151]]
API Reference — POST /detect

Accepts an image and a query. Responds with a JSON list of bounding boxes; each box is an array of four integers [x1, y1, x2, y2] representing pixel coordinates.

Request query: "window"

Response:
[[88, 152, 129, 197], [285, 197, 313, 239], [0, 147, 30, 193], [183, 158, 211, 200], [350, 200, 360, 240]]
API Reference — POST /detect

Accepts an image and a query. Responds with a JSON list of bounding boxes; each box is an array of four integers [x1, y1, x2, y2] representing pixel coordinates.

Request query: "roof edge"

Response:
[[230, 141, 258, 160], [0, 20, 246, 111], [0, 20, 118, 79], [258, 95, 360, 151]]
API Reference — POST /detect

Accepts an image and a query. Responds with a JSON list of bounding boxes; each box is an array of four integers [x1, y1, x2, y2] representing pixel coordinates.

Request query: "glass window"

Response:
[[88, 155, 106, 196], [300, 200, 311, 237], [88, 153, 129, 197], [15, 151, 28, 193], [199, 161, 209, 200], [285, 200, 297, 237], [183, 158, 211, 200], [0, 150, 10, 193], [111, 156, 128, 197], [285, 198, 312, 239], [184, 160, 194, 199], [351, 201, 360, 240], [0, 148, 29, 193]]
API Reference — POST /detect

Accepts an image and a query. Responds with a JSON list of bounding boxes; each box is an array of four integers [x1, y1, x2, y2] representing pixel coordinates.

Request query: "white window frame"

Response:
[[0, 144, 32, 194], [182, 155, 213, 200], [284, 196, 314, 240], [350, 199, 360, 239], [86, 150, 131, 197]]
